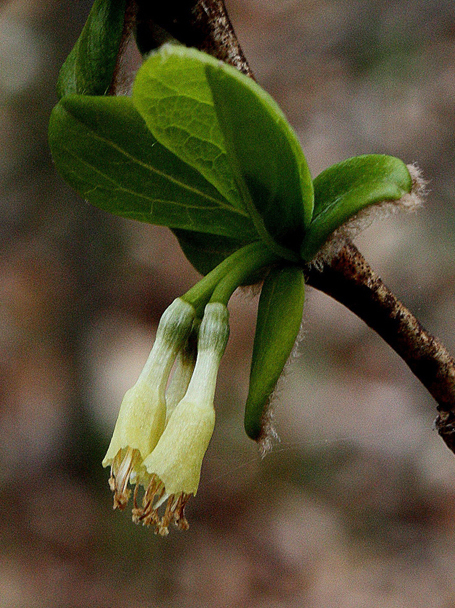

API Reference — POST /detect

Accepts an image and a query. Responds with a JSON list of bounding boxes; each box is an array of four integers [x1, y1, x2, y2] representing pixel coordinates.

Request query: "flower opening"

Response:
[[133, 476, 191, 534]]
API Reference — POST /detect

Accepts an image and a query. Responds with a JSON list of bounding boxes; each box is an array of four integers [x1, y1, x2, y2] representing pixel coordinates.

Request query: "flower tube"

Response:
[[164, 321, 199, 424]]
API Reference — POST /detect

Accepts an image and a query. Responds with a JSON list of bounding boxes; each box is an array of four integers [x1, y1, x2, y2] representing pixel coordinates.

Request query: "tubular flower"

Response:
[[102, 298, 196, 510], [132, 302, 230, 535], [164, 322, 199, 423]]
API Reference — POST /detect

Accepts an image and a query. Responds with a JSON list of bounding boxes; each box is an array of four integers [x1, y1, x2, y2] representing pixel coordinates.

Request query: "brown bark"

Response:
[[134, 0, 252, 76]]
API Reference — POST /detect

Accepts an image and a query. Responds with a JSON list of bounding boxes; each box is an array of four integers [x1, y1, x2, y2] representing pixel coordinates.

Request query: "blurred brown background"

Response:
[[1, 0, 455, 606]]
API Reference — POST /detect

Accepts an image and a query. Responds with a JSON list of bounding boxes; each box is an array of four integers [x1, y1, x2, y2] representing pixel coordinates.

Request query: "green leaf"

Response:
[[57, 0, 126, 98], [300, 154, 413, 261], [244, 265, 305, 441], [132, 44, 313, 259], [132, 45, 245, 211], [48, 94, 257, 240], [205, 61, 313, 253]]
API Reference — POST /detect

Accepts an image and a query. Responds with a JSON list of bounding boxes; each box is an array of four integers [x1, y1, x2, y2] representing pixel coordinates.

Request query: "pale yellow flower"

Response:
[[132, 302, 229, 535], [164, 322, 198, 423]]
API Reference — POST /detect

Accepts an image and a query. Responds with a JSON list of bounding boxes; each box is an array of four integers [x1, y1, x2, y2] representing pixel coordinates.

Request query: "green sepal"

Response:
[[244, 265, 305, 441], [300, 155, 413, 261], [57, 0, 126, 98], [48, 94, 257, 240], [132, 44, 313, 260]]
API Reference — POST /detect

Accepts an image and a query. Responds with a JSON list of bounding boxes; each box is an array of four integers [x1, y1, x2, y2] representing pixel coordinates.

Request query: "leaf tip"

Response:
[[244, 393, 277, 455], [309, 162, 426, 268]]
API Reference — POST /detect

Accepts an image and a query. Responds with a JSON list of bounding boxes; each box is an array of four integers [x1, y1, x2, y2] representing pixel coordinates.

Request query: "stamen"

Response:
[[153, 492, 171, 510], [109, 447, 141, 510], [131, 474, 192, 535], [172, 494, 190, 531]]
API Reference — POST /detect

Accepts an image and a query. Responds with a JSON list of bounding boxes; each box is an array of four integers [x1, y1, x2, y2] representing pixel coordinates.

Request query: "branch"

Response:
[[129, 0, 455, 453], [305, 245, 455, 450], [134, 0, 252, 76], [108, 0, 138, 94]]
